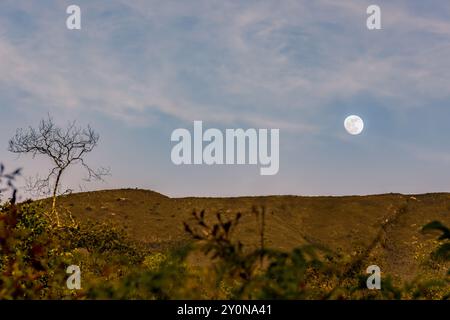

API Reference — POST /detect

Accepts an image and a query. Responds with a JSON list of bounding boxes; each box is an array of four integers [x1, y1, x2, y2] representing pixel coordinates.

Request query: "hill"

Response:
[[50, 189, 450, 282]]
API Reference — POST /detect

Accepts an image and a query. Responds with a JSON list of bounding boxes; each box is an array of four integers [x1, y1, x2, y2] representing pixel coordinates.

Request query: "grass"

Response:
[[45, 189, 450, 285]]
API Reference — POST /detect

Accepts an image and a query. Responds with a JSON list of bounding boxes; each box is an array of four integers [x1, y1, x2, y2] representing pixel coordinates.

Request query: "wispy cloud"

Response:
[[2, 0, 450, 196], [1, 0, 450, 130]]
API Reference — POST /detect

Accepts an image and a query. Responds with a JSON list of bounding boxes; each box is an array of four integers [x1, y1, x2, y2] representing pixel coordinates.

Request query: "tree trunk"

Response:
[[51, 169, 63, 226]]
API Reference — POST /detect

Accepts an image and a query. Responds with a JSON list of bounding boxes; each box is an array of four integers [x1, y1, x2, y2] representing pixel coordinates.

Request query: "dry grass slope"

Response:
[[49, 189, 450, 282]]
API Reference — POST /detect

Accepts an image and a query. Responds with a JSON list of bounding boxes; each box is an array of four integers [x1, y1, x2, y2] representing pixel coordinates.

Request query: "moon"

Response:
[[344, 115, 364, 135]]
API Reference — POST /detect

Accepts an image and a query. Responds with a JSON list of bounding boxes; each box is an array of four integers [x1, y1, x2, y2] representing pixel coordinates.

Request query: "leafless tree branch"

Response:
[[8, 115, 110, 225]]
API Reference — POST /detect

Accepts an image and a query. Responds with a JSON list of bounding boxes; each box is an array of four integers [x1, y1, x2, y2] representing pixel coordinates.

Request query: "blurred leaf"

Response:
[[422, 221, 450, 240], [223, 221, 232, 234], [433, 243, 450, 261]]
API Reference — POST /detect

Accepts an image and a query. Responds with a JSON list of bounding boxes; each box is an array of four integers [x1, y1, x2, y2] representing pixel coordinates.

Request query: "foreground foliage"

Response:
[[0, 165, 449, 299]]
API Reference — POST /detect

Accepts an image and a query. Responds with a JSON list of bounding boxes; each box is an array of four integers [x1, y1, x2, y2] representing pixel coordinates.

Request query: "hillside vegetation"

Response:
[[1, 187, 449, 299], [52, 189, 450, 282]]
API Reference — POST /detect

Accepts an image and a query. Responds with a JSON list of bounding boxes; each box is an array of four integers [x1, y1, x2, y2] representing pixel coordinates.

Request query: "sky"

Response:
[[1, 0, 450, 198]]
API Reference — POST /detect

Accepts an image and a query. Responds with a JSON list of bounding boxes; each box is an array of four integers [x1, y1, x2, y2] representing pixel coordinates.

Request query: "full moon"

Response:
[[344, 115, 364, 135]]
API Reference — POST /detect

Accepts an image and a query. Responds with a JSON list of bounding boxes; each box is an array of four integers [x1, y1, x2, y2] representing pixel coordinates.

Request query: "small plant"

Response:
[[183, 209, 332, 299]]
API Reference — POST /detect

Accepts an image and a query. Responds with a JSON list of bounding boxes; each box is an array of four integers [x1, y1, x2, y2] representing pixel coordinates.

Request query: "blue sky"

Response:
[[1, 0, 450, 197]]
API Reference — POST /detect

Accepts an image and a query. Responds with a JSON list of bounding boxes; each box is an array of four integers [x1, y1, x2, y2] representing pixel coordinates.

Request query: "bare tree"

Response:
[[8, 115, 109, 225]]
